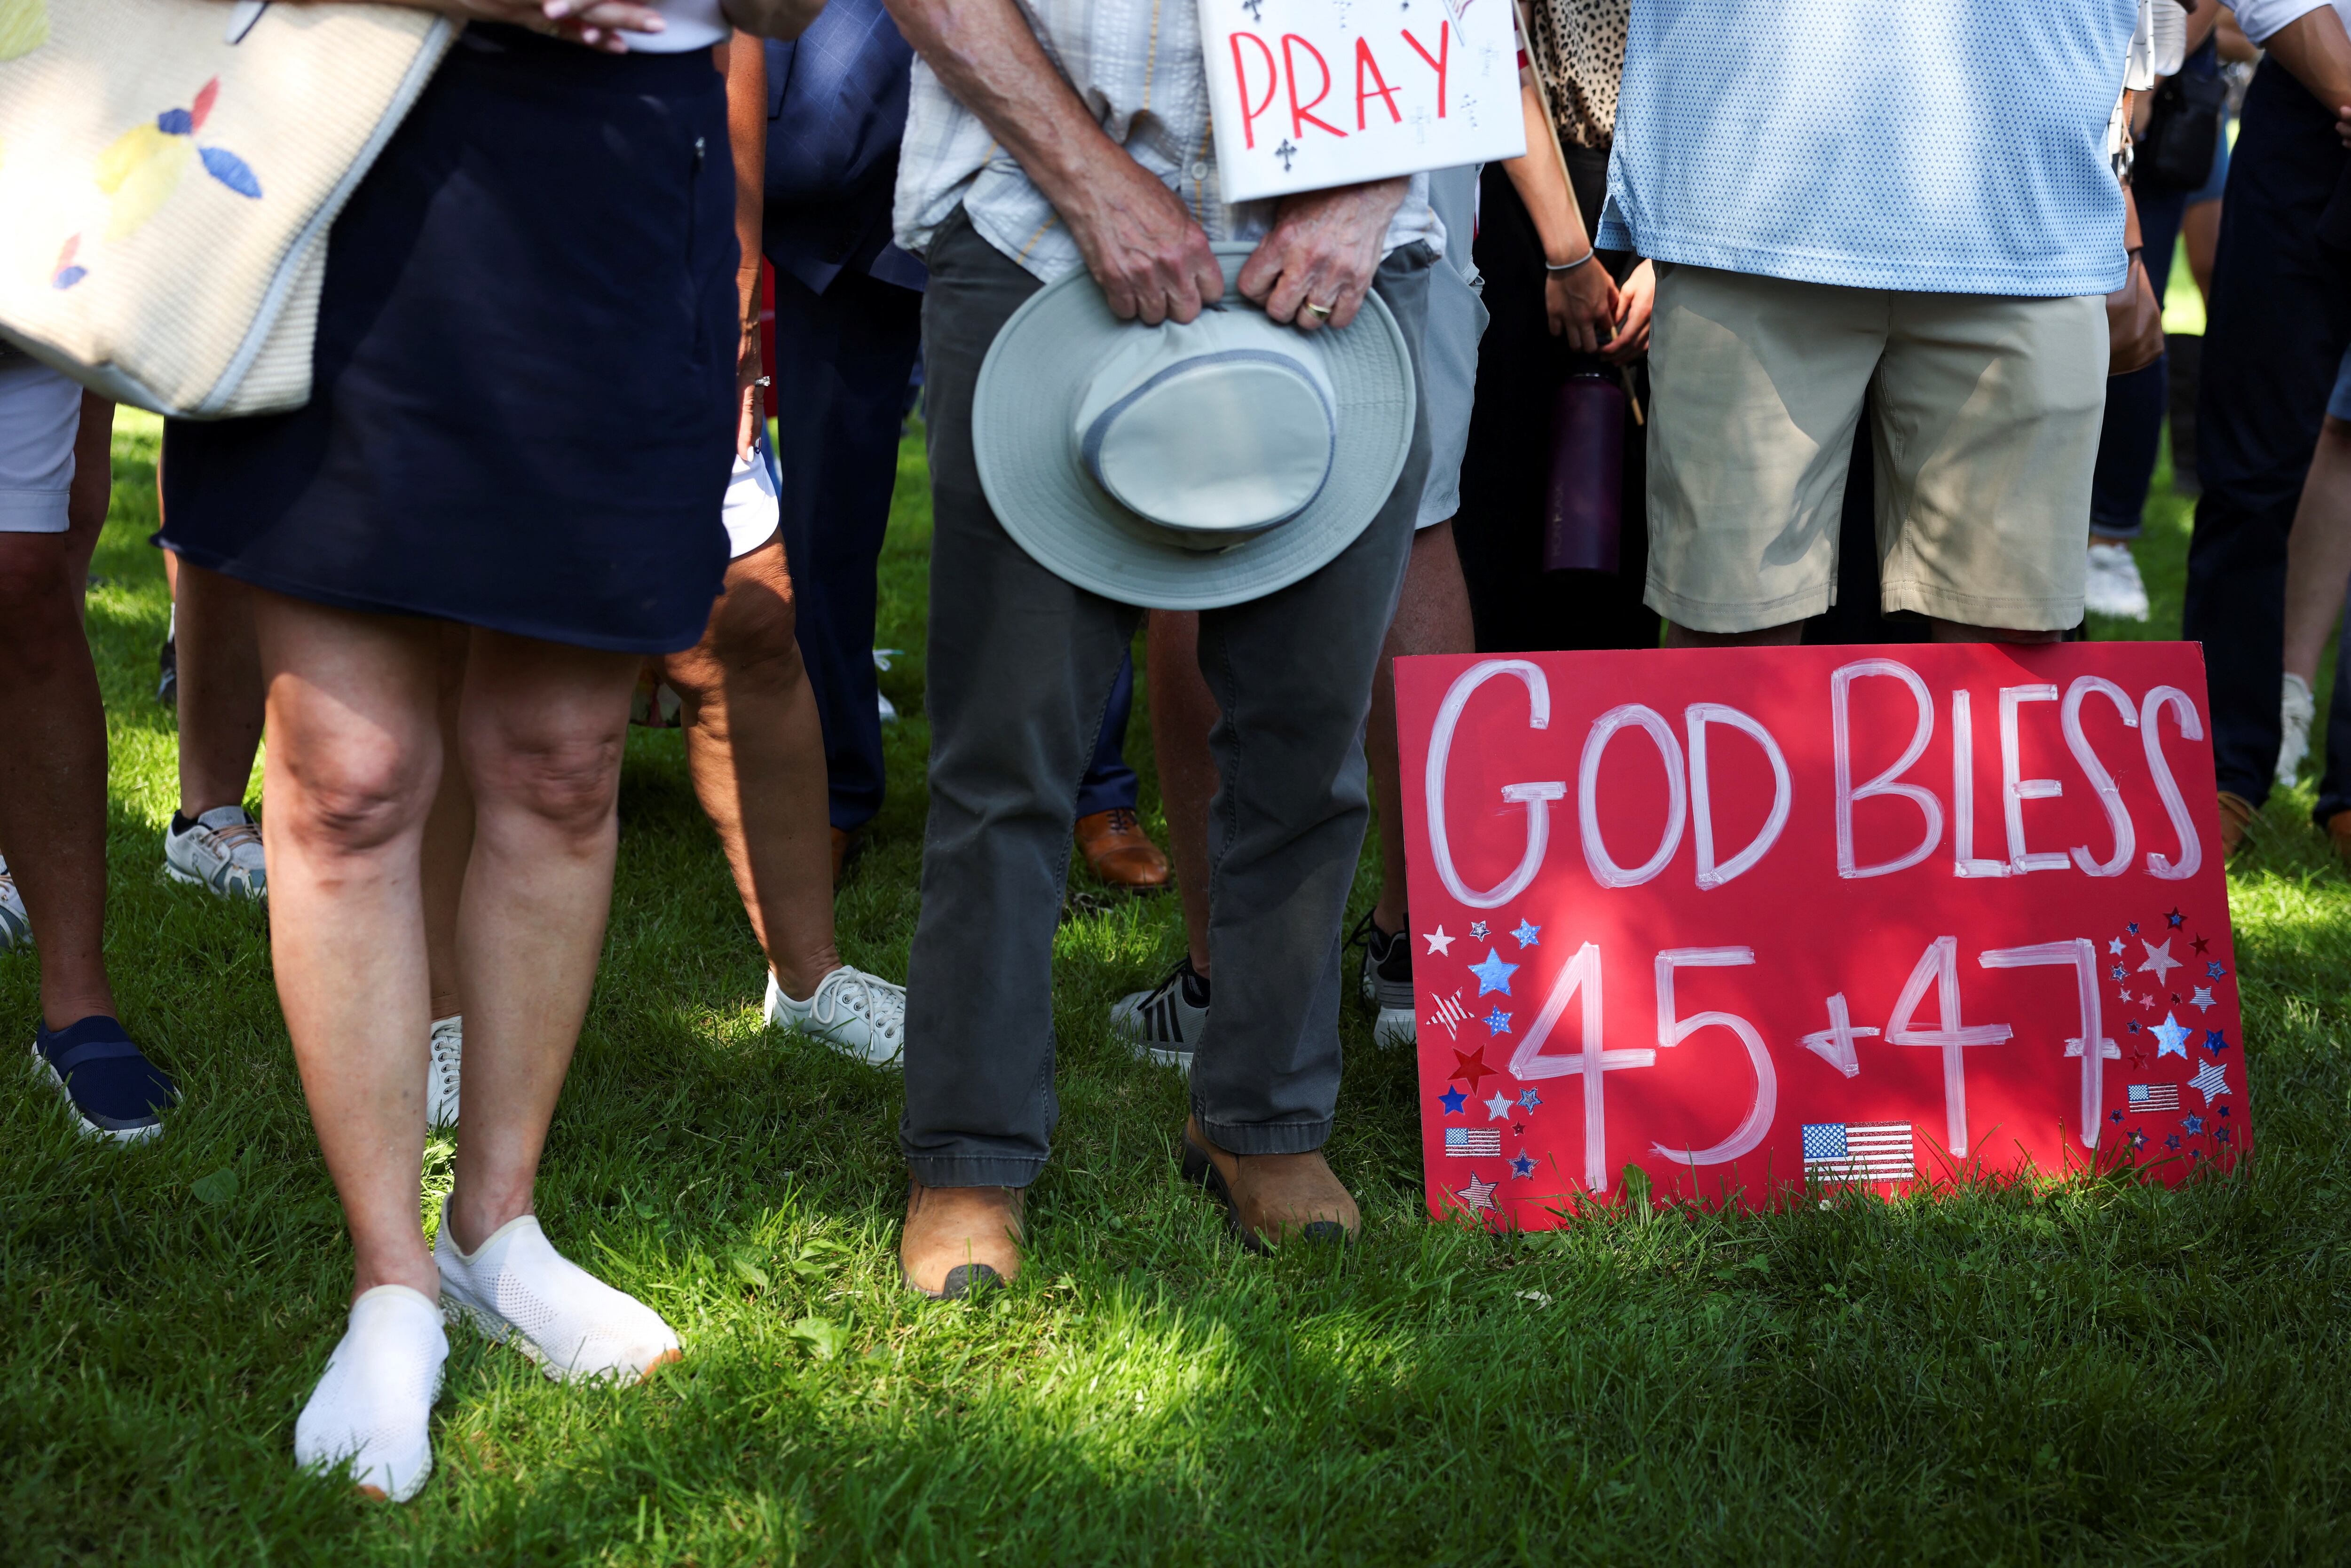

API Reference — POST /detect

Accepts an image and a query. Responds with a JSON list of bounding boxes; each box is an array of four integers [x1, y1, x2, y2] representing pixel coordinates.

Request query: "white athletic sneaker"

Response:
[[436, 1214, 680, 1386], [0, 854, 29, 953], [293, 1284, 447, 1502], [765, 966, 906, 1067], [426, 1016, 462, 1129], [2279, 672, 2316, 786], [1110, 960, 1210, 1072], [164, 805, 267, 900], [2084, 540, 2151, 622]]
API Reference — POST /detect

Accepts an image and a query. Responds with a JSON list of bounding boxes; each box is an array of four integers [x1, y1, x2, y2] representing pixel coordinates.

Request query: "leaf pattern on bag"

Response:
[[69, 76, 263, 276], [0, 0, 48, 63]]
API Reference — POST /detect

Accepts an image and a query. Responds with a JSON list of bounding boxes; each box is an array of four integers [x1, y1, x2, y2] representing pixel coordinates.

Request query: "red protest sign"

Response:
[[1395, 643, 2249, 1224]]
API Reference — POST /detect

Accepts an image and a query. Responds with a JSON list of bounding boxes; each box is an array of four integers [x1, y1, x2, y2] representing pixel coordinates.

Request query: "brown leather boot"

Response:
[[2217, 791, 2256, 859], [899, 1180, 1024, 1299], [1075, 807, 1171, 889], [2326, 809, 2351, 870], [1180, 1117, 1359, 1252]]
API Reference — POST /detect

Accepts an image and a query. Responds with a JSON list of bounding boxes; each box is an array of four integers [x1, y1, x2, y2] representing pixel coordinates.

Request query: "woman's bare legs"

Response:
[[1145, 609, 1220, 977], [441, 628, 640, 1253], [253, 593, 446, 1301], [173, 560, 267, 818], [2283, 419, 2351, 686], [255, 591, 641, 1297], [656, 538, 843, 999]]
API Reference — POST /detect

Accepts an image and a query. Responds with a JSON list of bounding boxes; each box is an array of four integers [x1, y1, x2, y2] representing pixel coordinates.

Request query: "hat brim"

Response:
[[973, 244, 1417, 611]]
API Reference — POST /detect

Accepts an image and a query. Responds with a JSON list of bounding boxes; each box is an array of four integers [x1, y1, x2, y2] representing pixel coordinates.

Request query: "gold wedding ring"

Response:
[[1304, 300, 1334, 318]]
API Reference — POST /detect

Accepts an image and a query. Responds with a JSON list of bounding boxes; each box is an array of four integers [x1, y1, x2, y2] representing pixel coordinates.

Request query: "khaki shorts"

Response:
[[1643, 263, 2107, 633]]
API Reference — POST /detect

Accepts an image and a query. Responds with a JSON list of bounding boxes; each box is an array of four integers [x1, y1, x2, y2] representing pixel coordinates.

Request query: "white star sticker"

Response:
[[2108, 938, 2125, 956], [2137, 938, 2182, 982], [1484, 1091, 1514, 1120], [1456, 1174, 1499, 1213], [2189, 985, 2215, 1011], [1422, 926, 1454, 957], [2189, 1058, 2231, 1106], [2151, 1012, 2192, 1058]]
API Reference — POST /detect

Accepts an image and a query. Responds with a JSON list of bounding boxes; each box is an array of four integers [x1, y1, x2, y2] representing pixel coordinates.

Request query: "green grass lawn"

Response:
[[5, 412, 2349, 1566]]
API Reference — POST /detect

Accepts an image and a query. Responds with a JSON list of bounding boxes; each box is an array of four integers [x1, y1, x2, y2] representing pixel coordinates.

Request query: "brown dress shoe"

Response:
[[899, 1179, 1024, 1299], [2326, 809, 2351, 870], [2217, 791, 2256, 859], [1075, 807, 1171, 889], [1180, 1117, 1359, 1252]]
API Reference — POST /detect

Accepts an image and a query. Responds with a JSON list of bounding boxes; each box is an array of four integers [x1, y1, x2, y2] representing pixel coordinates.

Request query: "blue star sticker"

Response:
[[1469, 921, 1489, 940], [1440, 1086, 1467, 1115], [1511, 920, 1541, 948], [1518, 1089, 1542, 1110], [2203, 1029, 2230, 1056], [1483, 1008, 1512, 1036], [2128, 921, 2141, 935], [2206, 961, 2229, 979], [2165, 907, 2185, 928], [2216, 1126, 2233, 1145], [2110, 964, 2127, 981], [2181, 1113, 2205, 1135], [2217, 1105, 2231, 1118], [2165, 1133, 2183, 1150], [1467, 947, 1518, 997], [2151, 1013, 2192, 1058], [2110, 1108, 2126, 1124], [1510, 1152, 1537, 1180], [2131, 1129, 2148, 1152]]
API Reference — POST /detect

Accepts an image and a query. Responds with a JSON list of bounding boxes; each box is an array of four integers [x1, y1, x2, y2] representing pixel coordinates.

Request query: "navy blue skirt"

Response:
[[160, 26, 737, 654]]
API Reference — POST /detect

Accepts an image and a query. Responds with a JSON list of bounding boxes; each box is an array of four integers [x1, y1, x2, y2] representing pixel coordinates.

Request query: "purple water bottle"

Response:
[[1542, 372, 1625, 575]]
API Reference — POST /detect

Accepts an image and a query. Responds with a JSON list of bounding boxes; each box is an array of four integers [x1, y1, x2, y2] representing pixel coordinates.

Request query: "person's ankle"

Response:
[[39, 989, 118, 1034], [772, 952, 844, 1005], [1370, 904, 1405, 938], [352, 1253, 441, 1305], [441, 1190, 533, 1258]]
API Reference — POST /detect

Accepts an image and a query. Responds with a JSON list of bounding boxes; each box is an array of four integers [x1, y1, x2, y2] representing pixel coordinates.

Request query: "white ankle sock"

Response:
[[293, 1284, 446, 1502], [436, 1214, 679, 1385]]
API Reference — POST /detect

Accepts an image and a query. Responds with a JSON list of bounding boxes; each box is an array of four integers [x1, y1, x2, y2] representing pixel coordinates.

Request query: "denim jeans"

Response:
[[899, 208, 1434, 1186], [2181, 58, 2351, 819]]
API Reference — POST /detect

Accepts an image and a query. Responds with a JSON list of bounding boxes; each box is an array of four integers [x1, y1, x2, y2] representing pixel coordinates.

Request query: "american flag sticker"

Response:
[[2128, 1082, 2180, 1111], [1801, 1121, 1914, 1182], [1444, 1127, 1501, 1158]]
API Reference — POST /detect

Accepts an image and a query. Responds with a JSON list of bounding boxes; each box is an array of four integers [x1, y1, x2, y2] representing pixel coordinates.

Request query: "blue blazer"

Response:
[[763, 0, 925, 295]]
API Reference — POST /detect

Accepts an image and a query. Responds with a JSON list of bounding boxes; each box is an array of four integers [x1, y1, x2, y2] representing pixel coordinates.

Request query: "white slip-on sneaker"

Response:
[[164, 805, 267, 900], [2279, 672, 2315, 786], [293, 1284, 447, 1503], [765, 965, 905, 1067], [2083, 540, 2151, 622], [426, 1015, 462, 1130], [0, 854, 29, 953], [436, 1214, 679, 1386], [1109, 959, 1209, 1073]]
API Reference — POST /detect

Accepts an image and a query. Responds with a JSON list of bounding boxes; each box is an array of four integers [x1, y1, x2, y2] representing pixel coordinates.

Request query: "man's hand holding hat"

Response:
[[1238, 178, 1411, 334]]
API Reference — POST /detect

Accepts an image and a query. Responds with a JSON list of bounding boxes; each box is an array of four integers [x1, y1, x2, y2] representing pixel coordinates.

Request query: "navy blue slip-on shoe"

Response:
[[31, 1015, 177, 1143]]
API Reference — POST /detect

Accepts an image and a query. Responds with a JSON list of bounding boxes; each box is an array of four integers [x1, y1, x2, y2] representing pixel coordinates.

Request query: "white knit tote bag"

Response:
[[0, 0, 453, 416]]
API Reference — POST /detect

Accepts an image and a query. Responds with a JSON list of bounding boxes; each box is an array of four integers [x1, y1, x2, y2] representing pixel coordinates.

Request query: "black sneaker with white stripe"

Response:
[[1109, 958, 1210, 1072], [1352, 911, 1415, 1049]]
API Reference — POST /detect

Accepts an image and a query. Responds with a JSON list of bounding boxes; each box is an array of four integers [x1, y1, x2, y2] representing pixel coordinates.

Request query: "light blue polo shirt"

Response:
[[1596, 0, 2138, 297]]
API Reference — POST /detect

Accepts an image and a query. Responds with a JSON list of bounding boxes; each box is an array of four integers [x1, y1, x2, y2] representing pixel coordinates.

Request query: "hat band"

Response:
[[1077, 348, 1336, 536]]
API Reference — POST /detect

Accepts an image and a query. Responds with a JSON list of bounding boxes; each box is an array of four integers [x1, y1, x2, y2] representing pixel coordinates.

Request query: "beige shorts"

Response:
[[1643, 263, 2107, 633]]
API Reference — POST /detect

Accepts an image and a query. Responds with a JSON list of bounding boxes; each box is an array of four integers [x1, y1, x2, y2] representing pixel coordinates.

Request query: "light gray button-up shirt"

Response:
[[892, 0, 1443, 281]]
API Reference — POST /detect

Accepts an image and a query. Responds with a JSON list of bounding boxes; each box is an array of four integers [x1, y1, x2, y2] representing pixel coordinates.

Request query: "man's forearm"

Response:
[[882, 0, 1132, 223], [1500, 79, 1591, 264], [2264, 5, 2351, 112]]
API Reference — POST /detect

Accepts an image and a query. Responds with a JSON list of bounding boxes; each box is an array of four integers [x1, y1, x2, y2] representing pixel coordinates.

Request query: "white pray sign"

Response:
[[1197, 0, 1527, 202]]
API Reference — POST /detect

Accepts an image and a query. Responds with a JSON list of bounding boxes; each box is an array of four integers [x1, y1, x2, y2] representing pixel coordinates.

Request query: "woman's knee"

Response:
[[470, 731, 624, 837], [669, 554, 802, 700], [277, 742, 434, 856]]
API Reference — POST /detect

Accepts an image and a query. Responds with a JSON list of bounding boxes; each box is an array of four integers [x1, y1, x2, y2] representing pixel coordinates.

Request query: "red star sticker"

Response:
[[2192, 934, 2210, 954], [1512, 1122, 1526, 1137], [1450, 1046, 1496, 1090]]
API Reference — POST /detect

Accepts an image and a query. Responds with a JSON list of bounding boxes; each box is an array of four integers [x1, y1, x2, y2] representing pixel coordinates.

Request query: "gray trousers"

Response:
[[899, 207, 1434, 1187]]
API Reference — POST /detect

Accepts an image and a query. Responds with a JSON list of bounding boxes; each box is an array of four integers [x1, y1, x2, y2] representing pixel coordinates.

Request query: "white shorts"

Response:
[[722, 438, 781, 560], [0, 356, 83, 535]]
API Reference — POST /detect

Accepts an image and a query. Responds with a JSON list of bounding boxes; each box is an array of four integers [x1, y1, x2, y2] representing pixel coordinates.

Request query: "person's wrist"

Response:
[[1545, 247, 1596, 274]]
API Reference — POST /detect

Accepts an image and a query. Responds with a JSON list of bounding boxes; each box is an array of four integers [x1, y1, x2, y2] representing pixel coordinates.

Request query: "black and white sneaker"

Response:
[[32, 1015, 178, 1142], [0, 854, 30, 953], [165, 806, 267, 900], [1109, 958, 1210, 1072], [1352, 911, 1416, 1049]]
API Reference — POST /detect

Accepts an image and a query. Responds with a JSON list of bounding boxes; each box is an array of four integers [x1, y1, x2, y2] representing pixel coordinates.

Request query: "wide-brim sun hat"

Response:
[[972, 243, 1417, 611]]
